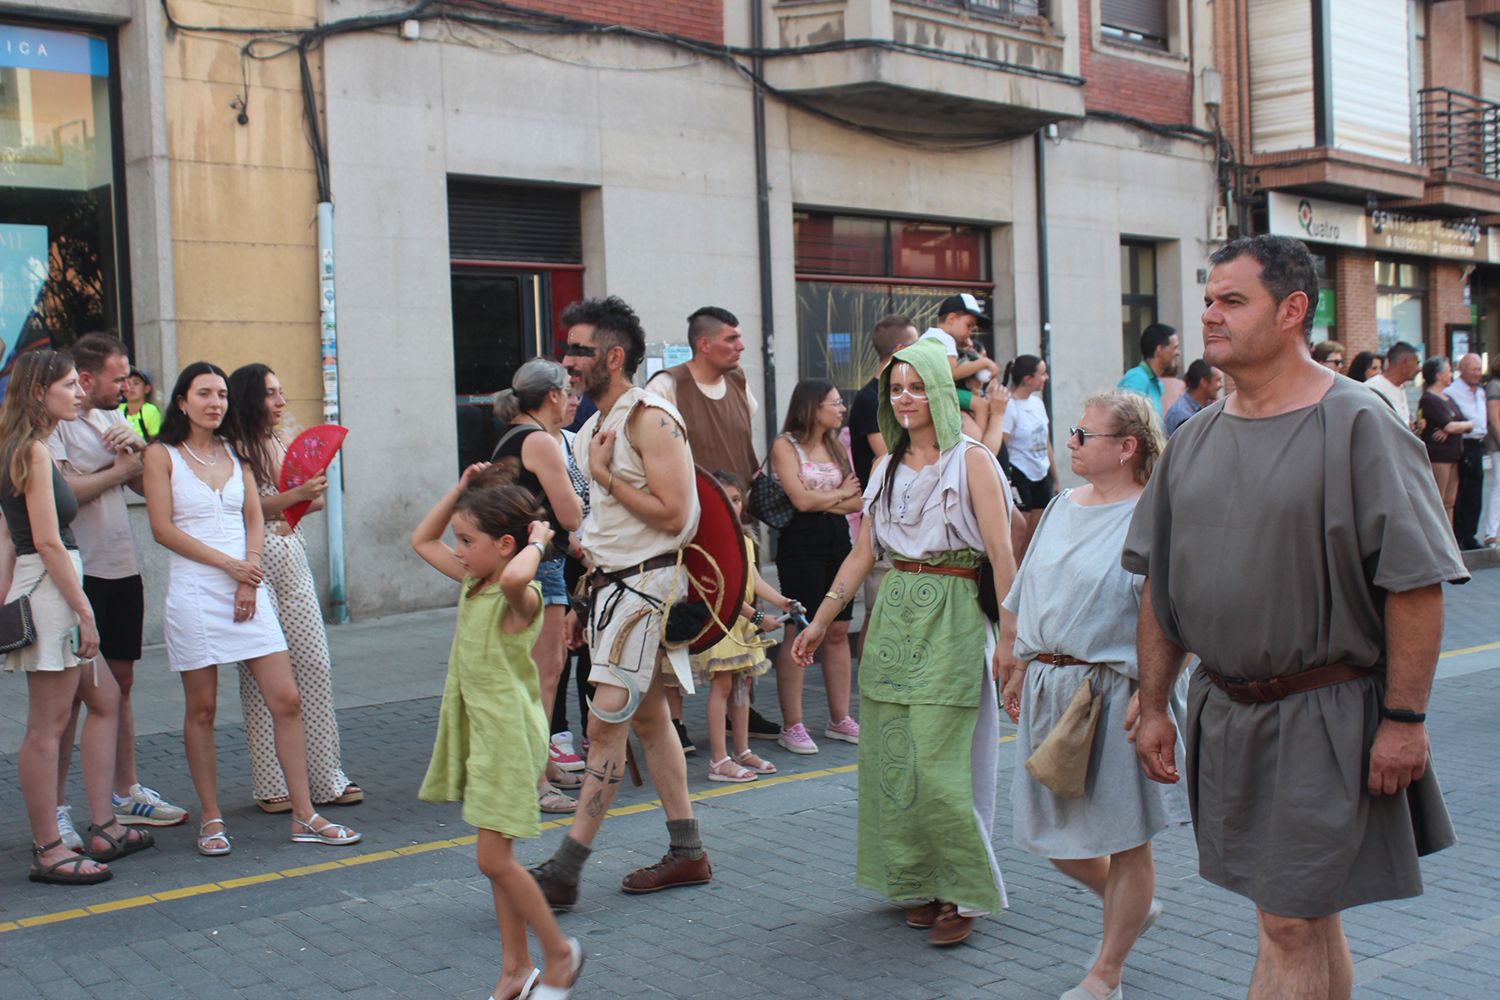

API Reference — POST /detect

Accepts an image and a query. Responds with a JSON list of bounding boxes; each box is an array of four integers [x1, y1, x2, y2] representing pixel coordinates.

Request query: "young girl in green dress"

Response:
[[411, 464, 585, 1000]]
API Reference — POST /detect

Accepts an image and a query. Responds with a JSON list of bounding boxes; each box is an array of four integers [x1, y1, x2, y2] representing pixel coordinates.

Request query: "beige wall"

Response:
[[162, 0, 324, 428]]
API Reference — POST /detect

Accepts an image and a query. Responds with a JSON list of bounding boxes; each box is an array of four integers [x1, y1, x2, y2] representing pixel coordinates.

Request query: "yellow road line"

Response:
[[0, 735, 1017, 935], [1440, 639, 1500, 659]]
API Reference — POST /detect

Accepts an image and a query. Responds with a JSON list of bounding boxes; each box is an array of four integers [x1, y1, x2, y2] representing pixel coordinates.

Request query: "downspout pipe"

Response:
[[1034, 131, 1053, 418], [751, 0, 778, 445], [317, 202, 349, 624]]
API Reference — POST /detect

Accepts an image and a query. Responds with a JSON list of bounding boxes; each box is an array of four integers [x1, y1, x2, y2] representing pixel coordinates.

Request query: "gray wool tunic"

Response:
[[1005, 491, 1190, 859], [1122, 375, 1467, 918]]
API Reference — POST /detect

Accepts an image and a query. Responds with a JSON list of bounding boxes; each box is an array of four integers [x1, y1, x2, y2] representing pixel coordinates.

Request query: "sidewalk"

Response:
[[0, 571, 1496, 999]]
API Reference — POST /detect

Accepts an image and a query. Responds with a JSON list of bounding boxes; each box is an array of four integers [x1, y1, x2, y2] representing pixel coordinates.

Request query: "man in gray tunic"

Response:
[[1124, 235, 1465, 1000]]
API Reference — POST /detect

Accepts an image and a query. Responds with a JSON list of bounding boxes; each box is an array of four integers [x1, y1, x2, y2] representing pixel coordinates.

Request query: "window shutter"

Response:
[[1100, 0, 1168, 40], [447, 182, 582, 263]]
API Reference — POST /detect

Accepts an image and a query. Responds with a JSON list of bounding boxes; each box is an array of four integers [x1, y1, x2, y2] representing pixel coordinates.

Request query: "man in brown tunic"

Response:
[[1124, 235, 1465, 1000]]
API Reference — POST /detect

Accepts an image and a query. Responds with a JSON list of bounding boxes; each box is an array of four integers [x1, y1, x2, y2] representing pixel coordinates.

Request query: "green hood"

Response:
[[877, 338, 962, 454]]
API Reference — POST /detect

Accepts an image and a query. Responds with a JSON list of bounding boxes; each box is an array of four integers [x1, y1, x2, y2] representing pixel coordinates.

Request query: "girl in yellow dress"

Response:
[[410, 464, 585, 1000], [696, 471, 799, 783]]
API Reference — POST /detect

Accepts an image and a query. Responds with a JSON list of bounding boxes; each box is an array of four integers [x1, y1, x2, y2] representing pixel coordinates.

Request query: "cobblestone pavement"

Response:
[[1, 572, 1497, 999]]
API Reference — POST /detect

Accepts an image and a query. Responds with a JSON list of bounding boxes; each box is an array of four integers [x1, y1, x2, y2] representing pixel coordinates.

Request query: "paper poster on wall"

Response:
[[663, 344, 692, 368], [0, 224, 51, 400]]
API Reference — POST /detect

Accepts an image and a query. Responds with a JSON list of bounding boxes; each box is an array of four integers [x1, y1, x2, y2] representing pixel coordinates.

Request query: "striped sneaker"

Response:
[[113, 784, 188, 827]]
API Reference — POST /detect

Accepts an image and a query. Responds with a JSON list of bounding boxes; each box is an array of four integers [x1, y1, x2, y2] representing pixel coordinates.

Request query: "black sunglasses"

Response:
[[1069, 426, 1127, 447]]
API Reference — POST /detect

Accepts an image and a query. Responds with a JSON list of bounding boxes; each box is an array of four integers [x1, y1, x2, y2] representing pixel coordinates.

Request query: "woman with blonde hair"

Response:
[[769, 378, 863, 755], [2, 350, 149, 883], [1000, 389, 1188, 1000]]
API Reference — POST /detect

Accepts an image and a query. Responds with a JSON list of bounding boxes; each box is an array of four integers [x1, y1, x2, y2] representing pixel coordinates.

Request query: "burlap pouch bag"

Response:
[[1024, 675, 1101, 799]]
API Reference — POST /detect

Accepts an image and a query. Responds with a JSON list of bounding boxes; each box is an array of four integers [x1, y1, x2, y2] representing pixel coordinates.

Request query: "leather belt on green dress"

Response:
[[1199, 662, 1373, 705]]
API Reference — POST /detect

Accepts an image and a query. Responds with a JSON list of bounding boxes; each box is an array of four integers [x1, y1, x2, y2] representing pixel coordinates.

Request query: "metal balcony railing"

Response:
[[912, 0, 1049, 19], [1418, 87, 1500, 179]]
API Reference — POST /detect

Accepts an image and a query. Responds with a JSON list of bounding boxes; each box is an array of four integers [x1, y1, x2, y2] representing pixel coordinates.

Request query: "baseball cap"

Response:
[[128, 366, 152, 384], [937, 292, 991, 329]]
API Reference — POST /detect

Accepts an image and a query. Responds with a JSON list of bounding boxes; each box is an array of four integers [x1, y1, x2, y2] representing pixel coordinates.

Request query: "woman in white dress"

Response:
[[142, 362, 360, 855]]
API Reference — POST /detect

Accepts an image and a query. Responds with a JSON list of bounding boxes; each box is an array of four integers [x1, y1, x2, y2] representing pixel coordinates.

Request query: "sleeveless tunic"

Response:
[[419, 579, 548, 838]]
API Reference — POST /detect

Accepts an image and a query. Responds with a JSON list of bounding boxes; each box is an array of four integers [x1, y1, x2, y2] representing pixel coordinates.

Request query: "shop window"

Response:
[[0, 21, 127, 396], [1101, 0, 1169, 50], [448, 179, 583, 470], [1310, 252, 1336, 345], [1120, 240, 1158, 369], [793, 211, 992, 401], [1374, 259, 1426, 357]]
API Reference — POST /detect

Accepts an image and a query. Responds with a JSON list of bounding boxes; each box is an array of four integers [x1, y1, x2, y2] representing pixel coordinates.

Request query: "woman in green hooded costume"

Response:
[[793, 339, 1017, 947]]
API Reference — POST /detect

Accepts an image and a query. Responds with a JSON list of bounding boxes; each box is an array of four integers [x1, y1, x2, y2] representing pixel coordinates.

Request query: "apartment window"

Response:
[[1374, 259, 1426, 357], [447, 180, 583, 469], [793, 211, 992, 401], [1100, 0, 1169, 50], [1120, 241, 1158, 368], [0, 21, 128, 395]]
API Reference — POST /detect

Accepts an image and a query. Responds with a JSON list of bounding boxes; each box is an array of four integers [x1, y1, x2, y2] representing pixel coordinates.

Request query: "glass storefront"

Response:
[[1, 20, 125, 393], [793, 211, 992, 400], [1374, 259, 1426, 356]]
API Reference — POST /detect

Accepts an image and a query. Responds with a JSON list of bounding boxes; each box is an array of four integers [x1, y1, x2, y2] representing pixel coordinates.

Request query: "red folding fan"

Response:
[[278, 425, 348, 530]]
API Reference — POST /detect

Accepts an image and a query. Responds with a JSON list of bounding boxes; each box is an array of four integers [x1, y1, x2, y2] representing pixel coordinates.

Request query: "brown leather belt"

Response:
[[1199, 662, 1374, 705], [891, 559, 980, 582], [1033, 653, 1098, 667], [589, 552, 677, 589]]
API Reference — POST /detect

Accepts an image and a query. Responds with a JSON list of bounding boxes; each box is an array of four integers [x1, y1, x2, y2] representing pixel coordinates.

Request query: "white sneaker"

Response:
[[55, 804, 84, 851], [113, 783, 189, 826]]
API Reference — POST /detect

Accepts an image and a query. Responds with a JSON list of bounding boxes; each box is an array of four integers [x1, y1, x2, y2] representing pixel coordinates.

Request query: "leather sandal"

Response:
[[84, 822, 154, 862], [904, 899, 944, 929], [734, 750, 777, 774], [29, 839, 111, 885], [928, 903, 975, 947], [256, 795, 293, 814], [707, 756, 757, 783], [198, 818, 231, 856], [326, 783, 364, 806]]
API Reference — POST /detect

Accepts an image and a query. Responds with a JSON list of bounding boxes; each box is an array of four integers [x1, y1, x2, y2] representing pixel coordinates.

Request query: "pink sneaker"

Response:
[[549, 739, 585, 773], [777, 723, 819, 755], [824, 717, 860, 744]]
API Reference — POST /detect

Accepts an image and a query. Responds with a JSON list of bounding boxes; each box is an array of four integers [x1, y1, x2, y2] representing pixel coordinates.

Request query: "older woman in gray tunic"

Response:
[[1001, 391, 1186, 1000]]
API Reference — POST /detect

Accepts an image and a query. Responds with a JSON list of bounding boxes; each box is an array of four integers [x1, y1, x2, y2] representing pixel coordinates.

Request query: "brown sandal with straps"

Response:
[[29, 839, 112, 885], [85, 822, 154, 862]]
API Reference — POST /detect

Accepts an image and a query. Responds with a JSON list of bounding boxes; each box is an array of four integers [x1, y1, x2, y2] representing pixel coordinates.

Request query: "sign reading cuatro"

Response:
[[1266, 192, 1500, 263]]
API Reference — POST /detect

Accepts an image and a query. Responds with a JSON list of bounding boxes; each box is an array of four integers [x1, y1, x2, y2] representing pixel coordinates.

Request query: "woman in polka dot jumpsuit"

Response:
[[223, 364, 359, 811]]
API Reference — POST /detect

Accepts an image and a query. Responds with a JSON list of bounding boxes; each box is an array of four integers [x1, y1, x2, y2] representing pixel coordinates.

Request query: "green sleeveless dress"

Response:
[[419, 579, 548, 838]]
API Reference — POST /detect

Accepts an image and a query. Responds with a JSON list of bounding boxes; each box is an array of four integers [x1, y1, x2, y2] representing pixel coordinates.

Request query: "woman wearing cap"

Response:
[[792, 339, 1015, 948], [121, 367, 162, 440]]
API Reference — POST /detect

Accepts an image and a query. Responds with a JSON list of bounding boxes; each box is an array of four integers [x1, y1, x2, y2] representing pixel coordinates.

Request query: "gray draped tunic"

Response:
[[1122, 375, 1467, 917]]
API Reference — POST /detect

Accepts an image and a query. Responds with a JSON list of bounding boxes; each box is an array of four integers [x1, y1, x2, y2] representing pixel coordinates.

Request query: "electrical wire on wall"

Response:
[[158, 0, 1126, 199]]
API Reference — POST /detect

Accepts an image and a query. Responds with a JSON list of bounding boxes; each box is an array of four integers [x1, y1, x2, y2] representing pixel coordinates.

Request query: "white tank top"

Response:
[[572, 387, 700, 572]]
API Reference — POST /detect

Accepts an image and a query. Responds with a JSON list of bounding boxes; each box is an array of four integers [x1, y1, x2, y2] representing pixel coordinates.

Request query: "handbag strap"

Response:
[[13, 569, 47, 600]]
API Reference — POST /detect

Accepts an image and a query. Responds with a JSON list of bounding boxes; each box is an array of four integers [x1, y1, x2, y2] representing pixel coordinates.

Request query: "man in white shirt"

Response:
[[51, 333, 188, 834], [1366, 342, 1419, 429], [1446, 352, 1487, 550]]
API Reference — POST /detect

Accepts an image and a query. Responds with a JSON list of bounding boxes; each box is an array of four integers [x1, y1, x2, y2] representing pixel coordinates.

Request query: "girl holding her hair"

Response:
[[143, 362, 360, 855], [411, 465, 584, 1000], [492, 359, 585, 812]]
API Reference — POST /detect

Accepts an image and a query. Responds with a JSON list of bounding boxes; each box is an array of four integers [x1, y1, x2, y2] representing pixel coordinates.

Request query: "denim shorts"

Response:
[[535, 556, 569, 607]]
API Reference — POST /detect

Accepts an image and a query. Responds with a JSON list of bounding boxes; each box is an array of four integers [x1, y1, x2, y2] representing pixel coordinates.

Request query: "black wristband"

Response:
[[751, 609, 765, 627], [1380, 706, 1426, 724]]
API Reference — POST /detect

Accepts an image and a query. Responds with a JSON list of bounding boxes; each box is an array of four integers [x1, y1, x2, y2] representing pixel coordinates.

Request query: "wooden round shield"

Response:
[[680, 468, 752, 654]]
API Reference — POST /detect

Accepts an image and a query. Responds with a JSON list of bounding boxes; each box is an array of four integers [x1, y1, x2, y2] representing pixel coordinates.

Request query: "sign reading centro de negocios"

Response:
[[0, 23, 109, 77], [1266, 191, 1499, 263]]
